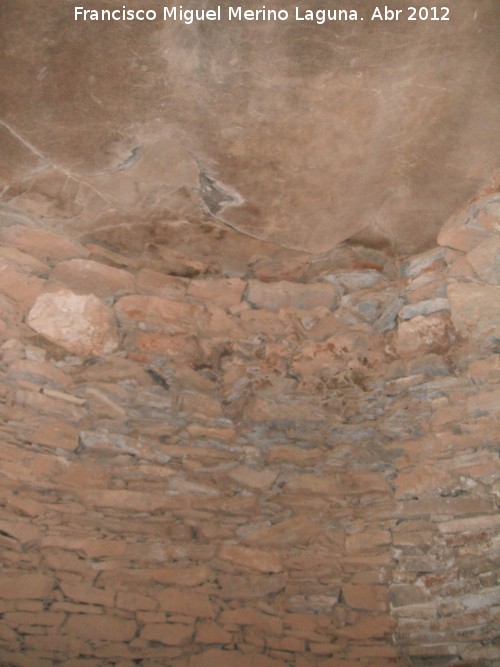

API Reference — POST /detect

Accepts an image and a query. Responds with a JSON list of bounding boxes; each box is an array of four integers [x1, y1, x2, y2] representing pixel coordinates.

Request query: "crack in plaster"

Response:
[[191, 154, 317, 253], [0, 119, 116, 205]]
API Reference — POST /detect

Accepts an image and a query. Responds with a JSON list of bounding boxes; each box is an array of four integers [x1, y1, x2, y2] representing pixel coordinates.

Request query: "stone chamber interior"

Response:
[[0, 1, 499, 666]]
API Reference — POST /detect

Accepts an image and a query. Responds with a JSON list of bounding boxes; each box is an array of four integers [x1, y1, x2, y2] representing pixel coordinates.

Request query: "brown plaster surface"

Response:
[[1, 0, 499, 264]]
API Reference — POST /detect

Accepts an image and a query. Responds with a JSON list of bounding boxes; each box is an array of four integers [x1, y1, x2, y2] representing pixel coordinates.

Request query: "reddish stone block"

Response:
[[219, 608, 283, 635], [243, 516, 321, 548], [217, 573, 288, 601], [0, 519, 40, 545], [155, 589, 215, 618], [135, 332, 202, 365], [187, 277, 246, 309], [342, 584, 388, 611], [228, 466, 278, 491], [60, 581, 115, 607], [1, 225, 88, 262], [0, 245, 49, 275], [0, 259, 45, 311], [114, 294, 201, 331], [0, 574, 53, 600], [195, 621, 233, 644], [345, 531, 391, 554], [218, 545, 283, 573], [116, 591, 158, 611], [64, 614, 136, 641], [397, 312, 455, 356], [152, 565, 211, 587], [29, 418, 79, 452], [335, 614, 396, 639], [395, 464, 454, 500], [135, 268, 187, 299], [3, 611, 65, 627], [51, 258, 135, 297], [140, 622, 193, 645], [266, 635, 306, 652]]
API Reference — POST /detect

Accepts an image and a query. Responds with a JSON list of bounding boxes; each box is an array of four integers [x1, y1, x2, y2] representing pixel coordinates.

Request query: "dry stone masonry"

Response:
[[0, 190, 499, 666]]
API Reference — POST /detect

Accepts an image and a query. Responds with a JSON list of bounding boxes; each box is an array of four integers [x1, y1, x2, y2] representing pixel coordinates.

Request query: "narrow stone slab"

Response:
[[0, 574, 54, 600]]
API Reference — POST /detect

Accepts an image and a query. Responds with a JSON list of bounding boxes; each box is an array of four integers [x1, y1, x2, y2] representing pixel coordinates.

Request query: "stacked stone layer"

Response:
[[0, 194, 499, 666]]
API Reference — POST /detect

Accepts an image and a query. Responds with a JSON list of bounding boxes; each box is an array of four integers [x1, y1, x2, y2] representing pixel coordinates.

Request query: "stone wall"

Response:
[[0, 190, 499, 666]]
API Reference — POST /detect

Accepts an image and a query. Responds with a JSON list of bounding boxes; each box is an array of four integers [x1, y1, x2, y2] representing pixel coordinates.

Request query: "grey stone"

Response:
[[399, 298, 450, 321], [246, 280, 338, 311], [400, 248, 446, 279], [375, 297, 405, 332], [389, 585, 430, 608], [324, 270, 383, 294], [341, 291, 392, 324], [461, 587, 500, 611]]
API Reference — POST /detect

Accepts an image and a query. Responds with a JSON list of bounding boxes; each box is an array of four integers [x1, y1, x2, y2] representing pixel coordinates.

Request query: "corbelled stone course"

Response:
[[0, 189, 498, 666]]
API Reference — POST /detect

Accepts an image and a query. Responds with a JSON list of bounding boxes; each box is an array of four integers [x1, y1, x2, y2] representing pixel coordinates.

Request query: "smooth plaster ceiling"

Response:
[[1, 0, 499, 267]]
